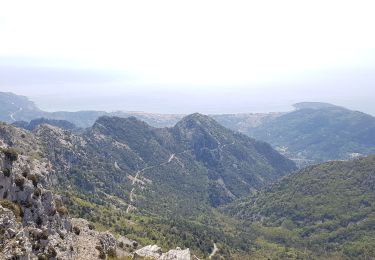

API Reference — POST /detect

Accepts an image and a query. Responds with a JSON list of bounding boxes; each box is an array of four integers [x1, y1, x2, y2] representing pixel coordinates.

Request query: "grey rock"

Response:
[[135, 245, 191, 260]]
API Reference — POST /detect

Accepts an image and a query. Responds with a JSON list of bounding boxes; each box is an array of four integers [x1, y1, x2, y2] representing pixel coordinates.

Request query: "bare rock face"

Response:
[[70, 218, 135, 260], [160, 247, 191, 260], [0, 140, 77, 259], [0, 205, 32, 259], [135, 245, 191, 260], [135, 245, 163, 259], [0, 125, 131, 259]]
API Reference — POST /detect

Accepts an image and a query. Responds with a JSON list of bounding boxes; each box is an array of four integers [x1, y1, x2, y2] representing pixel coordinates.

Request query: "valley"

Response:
[[0, 92, 374, 259], [2, 2, 374, 258]]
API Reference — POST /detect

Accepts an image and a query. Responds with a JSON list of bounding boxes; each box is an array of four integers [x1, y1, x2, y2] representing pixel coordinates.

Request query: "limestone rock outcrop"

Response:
[[135, 244, 191, 260]]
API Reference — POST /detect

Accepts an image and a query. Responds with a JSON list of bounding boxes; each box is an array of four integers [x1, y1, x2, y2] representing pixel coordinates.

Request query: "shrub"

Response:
[[47, 246, 57, 258], [32, 243, 40, 251], [23, 200, 33, 208], [36, 216, 43, 227], [88, 223, 95, 230], [2, 168, 11, 177], [57, 206, 69, 216], [2, 148, 19, 162], [73, 226, 81, 235], [49, 208, 57, 216], [27, 174, 38, 187], [40, 230, 49, 240], [15, 176, 25, 190], [37, 255, 47, 260], [96, 245, 106, 259], [108, 248, 117, 258], [33, 188, 42, 197], [0, 200, 21, 221], [22, 168, 30, 177]]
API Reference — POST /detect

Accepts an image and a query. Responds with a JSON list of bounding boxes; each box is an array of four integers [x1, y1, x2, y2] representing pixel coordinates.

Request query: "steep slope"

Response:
[[0, 92, 45, 122], [0, 123, 130, 259], [225, 156, 375, 259], [245, 102, 375, 165], [38, 114, 295, 212], [0, 122, 192, 260], [32, 114, 295, 257], [0, 91, 106, 127], [169, 113, 295, 205]]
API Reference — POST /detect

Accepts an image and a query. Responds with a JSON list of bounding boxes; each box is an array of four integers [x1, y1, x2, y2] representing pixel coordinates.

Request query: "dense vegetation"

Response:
[[37, 114, 294, 211], [62, 189, 255, 258], [31, 114, 295, 257], [2, 103, 375, 258], [245, 103, 375, 165], [225, 156, 375, 259]]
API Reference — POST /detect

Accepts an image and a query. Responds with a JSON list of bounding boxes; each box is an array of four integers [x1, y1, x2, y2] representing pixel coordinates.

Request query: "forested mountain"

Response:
[[244, 102, 375, 165], [225, 155, 375, 259], [1, 108, 375, 258], [39, 113, 294, 211], [0, 114, 295, 258]]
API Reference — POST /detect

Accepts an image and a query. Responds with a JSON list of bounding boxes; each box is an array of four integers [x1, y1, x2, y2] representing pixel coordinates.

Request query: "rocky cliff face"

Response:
[[0, 123, 190, 259], [0, 128, 119, 259]]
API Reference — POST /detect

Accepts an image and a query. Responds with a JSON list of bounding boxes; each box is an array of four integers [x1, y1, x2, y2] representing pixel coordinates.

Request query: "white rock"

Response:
[[160, 248, 191, 260], [135, 244, 163, 259]]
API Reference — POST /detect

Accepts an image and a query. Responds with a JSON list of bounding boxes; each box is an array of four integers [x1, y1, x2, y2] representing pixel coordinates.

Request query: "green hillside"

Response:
[[32, 114, 295, 257], [225, 156, 375, 259], [244, 103, 375, 165]]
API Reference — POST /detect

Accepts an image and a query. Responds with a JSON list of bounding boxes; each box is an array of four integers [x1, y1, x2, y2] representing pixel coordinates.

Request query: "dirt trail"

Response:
[[126, 153, 182, 213], [10, 107, 22, 121], [209, 243, 219, 259], [168, 154, 175, 163], [125, 142, 236, 213]]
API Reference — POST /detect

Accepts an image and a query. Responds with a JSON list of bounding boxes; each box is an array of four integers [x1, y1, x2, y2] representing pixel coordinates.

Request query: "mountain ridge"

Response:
[[2, 91, 374, 166], [28, 114, 295, 257]]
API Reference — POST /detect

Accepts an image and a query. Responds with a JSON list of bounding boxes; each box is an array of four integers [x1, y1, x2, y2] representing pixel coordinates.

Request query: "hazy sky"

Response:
[[0, 0, 374, 114]]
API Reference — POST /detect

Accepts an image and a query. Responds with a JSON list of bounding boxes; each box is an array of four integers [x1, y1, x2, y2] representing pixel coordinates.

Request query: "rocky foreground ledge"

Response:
[[1, 207, 190, 259], [0, 126, 190, 260]]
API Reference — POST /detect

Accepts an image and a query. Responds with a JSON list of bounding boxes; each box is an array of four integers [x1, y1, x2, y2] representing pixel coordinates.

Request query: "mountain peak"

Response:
[[293, 102, 341, 110], [94, 115, 152, 130], [175, 113, 217, 128]]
